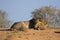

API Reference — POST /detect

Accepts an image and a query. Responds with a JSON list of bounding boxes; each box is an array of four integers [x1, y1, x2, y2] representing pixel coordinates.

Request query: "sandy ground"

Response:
[[0, 28, 60, 40]]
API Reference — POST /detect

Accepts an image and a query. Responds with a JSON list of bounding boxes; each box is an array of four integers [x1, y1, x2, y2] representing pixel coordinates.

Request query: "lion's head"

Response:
[[34, 18, 47, 30]]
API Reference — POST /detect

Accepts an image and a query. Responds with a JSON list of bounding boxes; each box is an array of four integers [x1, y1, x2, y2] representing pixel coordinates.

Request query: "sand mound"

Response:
[[0, 28, 60, 40]]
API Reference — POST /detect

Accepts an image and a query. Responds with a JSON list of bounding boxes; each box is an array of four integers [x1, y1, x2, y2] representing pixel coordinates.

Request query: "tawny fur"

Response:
[[10, 21, 29, 31]]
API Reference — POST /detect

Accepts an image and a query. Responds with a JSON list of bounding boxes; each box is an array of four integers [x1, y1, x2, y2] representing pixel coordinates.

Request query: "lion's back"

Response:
[[10, 21, 29, 30]]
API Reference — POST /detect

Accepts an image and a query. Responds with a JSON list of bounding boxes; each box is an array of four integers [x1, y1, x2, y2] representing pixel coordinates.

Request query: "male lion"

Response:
[[10, 18, 47, 31]]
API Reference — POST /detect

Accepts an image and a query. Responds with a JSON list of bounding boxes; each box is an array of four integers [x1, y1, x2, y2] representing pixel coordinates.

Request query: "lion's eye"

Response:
[[39, 19, 41, 21]]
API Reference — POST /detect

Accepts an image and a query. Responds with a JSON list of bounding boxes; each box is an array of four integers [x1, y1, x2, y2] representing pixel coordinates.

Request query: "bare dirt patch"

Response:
[[0, 28, 60, 40]]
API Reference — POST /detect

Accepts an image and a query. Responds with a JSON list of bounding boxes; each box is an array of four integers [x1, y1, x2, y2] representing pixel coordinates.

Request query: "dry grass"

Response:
[[0, 28, 60, 40]]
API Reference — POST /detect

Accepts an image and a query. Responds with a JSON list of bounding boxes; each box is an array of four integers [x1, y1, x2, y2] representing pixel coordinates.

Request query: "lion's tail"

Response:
[[0, 28, 12, 31]]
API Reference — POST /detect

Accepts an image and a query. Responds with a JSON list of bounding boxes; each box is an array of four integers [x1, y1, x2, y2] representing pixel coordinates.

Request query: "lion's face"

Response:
[[34, 18, 47, 30]]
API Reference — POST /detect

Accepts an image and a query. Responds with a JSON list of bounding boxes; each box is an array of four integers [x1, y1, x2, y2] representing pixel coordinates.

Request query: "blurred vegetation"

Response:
[[32, 6, 60, 28], [0, 10, 12, 28]]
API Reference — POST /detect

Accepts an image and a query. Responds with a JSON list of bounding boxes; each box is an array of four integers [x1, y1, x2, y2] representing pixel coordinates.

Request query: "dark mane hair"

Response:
[[29, 18, 36, 29], [29, 18, 42, 29]]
